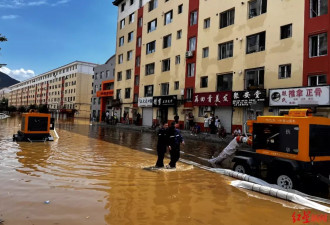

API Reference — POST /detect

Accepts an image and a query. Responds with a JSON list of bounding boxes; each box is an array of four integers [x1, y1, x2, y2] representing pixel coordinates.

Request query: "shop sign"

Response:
[[232, 90, 266, 107], [269, 86, 330, 106], [152, 95, 177, 107], [138, 97, 153, 107], [192, 91, 232, 106]]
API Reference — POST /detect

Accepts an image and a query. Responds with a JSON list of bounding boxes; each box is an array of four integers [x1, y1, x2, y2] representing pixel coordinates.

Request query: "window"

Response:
[[106, 70, 110, 78], [125, 88, 131, 99], [128, 31, 134, 42], [186, 88, 193, 102], [178, 4, 183, 14], [137, 36, 142, 47], [246, 31, 266, 54], [218, 41, 233, 59], [164, 10, 173, 25], [117, 72, 122, 81], [149, 0, 158, 11], [161, 83, 169, 95], [200, 76, 208, 88], [245, 67, 264, 90], [310, 0, 328, 18], [119, 36, 124, 46], [280, 24, 292, 39], [174, 81, 179, 90], [162, 58, 171, 72], [100, 71, 104, 79], [278, 64, 291, 79], [202, 47, 209, 58], [146, 63, 155, 75], [134, 94, 138, 103], [175, 55, 181, 64], [220, 8, 235, 28], [135, 75, 140, 86], [163, 34, 172, 48], [190, 11, 197, 26], [121, 2, 126, 12], [309, 33, 327, 57], [217, 73, 233, 91], [204, 18, 210, 28], [148, 19, 157, 33], [308, 75, 327, 86], [127, 50, 133, 61], [130, 0, 134, 5], [120, 19, 125, 29], [118, 54, 123, 64], [187, 63, 195, 77], [189, 37, 196, 51], [126, 69, 132, 80], [249, 0, 267, 18], [129, 13, 135, 23], [138, 17, 143, 27], [177, 30, 182, 39], [146, 40, 156, 54], [145, 85, 154, 97], [136, 56, 140, 67]]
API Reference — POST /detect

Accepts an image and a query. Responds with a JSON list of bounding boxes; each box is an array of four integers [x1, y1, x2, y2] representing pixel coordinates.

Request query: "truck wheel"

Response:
[[233, 162, 251, 175], [276, 173, 296, 190]]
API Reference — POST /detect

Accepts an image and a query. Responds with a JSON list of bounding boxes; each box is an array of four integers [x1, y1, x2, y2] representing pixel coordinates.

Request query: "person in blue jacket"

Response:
[[167, 121, 185, 168]]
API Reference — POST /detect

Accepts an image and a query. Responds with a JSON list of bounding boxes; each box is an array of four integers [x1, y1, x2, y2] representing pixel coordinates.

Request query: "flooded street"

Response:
[[0, 116, 325, 225]]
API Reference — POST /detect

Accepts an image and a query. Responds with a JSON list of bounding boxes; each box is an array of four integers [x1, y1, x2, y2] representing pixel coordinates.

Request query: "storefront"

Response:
[[192, 91, 232, 133], [152, 95, 177, 125], [269, 86, 330, 116], [138, 97, 153, 126], [232, 89, 266, 127]]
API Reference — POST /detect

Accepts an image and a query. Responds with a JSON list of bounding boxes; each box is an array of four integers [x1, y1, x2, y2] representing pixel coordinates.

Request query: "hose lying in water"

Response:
[[231, 180, 330, 214]]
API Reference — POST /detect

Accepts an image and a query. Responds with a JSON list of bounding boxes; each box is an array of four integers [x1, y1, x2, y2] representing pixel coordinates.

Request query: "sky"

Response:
[[0, 0, 118, 81]]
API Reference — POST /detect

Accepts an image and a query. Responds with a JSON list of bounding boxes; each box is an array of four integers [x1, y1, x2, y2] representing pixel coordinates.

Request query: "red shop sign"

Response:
[[192, 91, 232, 106]]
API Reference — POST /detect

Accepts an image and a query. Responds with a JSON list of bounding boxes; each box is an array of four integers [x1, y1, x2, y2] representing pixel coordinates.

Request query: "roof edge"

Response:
[[112, 0, 124, 6]]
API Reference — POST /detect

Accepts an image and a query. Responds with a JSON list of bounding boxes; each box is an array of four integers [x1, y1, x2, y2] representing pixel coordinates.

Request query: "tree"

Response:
[[18, 106, 27, 113], [0, 97, 8, 111], [0, 34, 7, 51], [8, 105, 17, 112], [38, 104, 49, 113]]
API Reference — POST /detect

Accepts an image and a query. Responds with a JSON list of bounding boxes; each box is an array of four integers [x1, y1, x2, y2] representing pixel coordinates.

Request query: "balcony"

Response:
[[96, 89, 114, 97]]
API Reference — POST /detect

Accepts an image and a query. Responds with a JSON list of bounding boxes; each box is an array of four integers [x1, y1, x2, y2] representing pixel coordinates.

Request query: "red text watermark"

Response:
[[292, 211, 327, 223]]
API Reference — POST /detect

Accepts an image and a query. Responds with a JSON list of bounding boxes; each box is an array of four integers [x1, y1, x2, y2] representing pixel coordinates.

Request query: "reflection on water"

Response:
[[0, 116, 322, 225]]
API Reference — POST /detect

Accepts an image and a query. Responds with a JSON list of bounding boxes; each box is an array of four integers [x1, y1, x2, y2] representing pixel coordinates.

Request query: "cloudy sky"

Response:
[[0, 0, 117, 81]]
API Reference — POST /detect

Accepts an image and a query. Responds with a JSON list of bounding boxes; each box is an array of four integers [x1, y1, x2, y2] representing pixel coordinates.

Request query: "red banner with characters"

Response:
[[192, 91, 232, 106]]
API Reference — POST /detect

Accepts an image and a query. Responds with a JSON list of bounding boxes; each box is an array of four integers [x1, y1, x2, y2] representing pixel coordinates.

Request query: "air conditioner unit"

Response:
[[185, 51, 194, 58]]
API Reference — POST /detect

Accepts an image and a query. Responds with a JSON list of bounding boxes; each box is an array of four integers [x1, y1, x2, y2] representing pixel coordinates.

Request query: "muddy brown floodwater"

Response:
[[0, 116, 326, 225]]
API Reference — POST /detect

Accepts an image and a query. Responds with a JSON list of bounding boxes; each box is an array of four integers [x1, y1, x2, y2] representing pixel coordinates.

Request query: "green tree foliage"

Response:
[[8, 105, 17, 112], [38, 104, 49, 113], [18, 106, 27, 113], [0, 97, 8, 111]]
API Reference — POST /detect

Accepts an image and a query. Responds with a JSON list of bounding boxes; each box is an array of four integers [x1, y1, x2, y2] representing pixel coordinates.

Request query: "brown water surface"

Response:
[[0, 116, 323, 225]]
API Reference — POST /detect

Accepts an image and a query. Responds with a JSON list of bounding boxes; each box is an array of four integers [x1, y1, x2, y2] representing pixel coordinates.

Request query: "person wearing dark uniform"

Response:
[[155, 123, 169, 167], [167, 122, 185, 168]]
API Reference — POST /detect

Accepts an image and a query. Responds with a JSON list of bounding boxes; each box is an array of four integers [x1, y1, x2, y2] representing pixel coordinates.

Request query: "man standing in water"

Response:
[[167, 121, 184, 168], [155, 123, 169, 168]]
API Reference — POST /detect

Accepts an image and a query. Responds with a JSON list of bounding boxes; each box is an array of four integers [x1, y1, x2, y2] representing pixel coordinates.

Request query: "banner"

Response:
[[138, 97, 153, 107], [192, 91, 232, 106], [152, 95, 177, 107], [232, 90, 266, 107]]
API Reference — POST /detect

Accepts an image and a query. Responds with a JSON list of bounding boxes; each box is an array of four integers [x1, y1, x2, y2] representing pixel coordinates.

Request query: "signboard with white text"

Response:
[[192, 91, 232, 106], [232, 90, 266, 107], [269, 86, 330, 106], [138, 97, 153, 107]]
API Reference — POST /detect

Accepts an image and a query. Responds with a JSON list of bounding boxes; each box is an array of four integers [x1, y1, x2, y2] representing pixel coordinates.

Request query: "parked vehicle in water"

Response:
[[0, 113, 10, 119], [232, 109, 330, 193]]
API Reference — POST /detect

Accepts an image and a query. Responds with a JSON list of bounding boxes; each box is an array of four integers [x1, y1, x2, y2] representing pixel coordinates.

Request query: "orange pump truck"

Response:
[[13, 111, 55, 142], [232, 109, 330, 192]]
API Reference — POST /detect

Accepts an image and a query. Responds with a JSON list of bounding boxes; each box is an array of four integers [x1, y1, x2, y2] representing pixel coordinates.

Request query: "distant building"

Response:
[[91, 55, 116, 121], [0, 87, 10, 99], [8, 61, 97, 118]]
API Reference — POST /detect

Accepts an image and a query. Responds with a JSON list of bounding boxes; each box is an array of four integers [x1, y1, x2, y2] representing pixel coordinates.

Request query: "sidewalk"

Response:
[[95, 121, 234, 144]]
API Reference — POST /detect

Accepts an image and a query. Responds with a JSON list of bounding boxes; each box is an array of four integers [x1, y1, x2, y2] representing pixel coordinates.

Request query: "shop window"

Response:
[[161, 83, 169, 95], [217, 73, 232, 91], [280, 24, 292, 39], [246, 31, 266, 54], [220, 8, 235, 28], [309, 33, 327, 57], [278, 64, 291, 79], [310, 0, 328, 18], [218, 41, 233, 59], [308, 75, 327, 86], [144, 85, 154, 97], [245, 67, 264, 90], [163, 34, 172, 48], [162, 58, 171, 72], [248, 0, 267, 18], [200, 76, 208, 88]]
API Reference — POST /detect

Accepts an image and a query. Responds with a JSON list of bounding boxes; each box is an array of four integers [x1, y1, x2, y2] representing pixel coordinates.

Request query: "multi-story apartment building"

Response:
[[91, 55, 116, 121], [113, 0, 330, 131], [8, 61, 97, 118]]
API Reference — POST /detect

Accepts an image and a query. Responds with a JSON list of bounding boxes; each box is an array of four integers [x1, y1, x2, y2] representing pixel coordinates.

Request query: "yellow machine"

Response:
[[233, 109, 330, 192], [13, 111, 54, 142]]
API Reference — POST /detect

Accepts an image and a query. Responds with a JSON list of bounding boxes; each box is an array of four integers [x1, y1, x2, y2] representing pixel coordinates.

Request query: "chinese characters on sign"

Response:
[[292, 211, 327, 224], [270, 86, 330, 106], [232, 90, 266, 107], [138, 97, 153, 107], [152, 95, 177, 107], [192, 91, 232, 106]]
